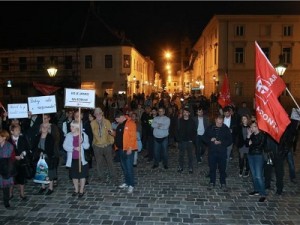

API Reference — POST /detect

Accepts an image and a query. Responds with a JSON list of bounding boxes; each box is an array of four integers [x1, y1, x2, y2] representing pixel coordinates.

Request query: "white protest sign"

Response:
[[28, 95, 57, 115], [64, 88, 95, 109], [291, 108, 300, 121], [8, 103, 28, 119]]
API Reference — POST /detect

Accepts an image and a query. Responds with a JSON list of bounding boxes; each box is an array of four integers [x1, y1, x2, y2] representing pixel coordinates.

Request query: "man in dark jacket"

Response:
[[176, 107, 197, 174], [203, 115, 232, 191]]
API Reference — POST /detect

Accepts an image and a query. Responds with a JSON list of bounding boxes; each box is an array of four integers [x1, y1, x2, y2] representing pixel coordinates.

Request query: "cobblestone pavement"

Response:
[[0, 146, 299, 225]]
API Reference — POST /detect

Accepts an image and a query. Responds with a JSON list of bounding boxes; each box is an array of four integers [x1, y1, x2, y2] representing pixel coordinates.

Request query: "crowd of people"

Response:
[[0, 91, 298, 208]]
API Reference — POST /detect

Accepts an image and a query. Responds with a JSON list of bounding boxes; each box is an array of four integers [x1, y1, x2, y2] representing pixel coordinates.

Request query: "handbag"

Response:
[[20, 156, 34, 179], [84, 148, 92, 161], [33, 154, 50, 184]]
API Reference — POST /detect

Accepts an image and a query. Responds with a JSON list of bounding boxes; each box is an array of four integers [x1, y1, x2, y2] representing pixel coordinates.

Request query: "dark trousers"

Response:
[[2, 187, 10, 206], [208, 150, 227, 185], [147, 136, 154, 160], [178, 141, 194, 170], [264, 156, 284, 193], [195, 135, 205, 162], [239, 153, 249, 172]]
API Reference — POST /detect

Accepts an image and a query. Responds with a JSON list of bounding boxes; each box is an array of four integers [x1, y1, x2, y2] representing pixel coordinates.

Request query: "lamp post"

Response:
[[274, 54, 287, 103], [274, 54, 287, 77], [47, 56, 58, 77]]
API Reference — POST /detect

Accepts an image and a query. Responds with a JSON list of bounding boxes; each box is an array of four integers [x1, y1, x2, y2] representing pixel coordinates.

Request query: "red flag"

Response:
[[217, 74, 231, 108], [255, 41, 290, 142], [33, 82, 61, 95]]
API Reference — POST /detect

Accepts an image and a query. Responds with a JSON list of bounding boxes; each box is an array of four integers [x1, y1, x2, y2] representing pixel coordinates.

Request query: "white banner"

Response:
[[28, 95, 57, 115], [64, 88, 95, 108], [291, 108, 300, 121], [8, 103, 28, 119]]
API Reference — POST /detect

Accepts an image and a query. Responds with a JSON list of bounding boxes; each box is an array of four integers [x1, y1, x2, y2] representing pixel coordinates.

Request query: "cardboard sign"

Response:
[[28, 95, 57, 115], [8, 103, 28, 119], [64, 88, 95, 108], [291, 108, 300, 121]]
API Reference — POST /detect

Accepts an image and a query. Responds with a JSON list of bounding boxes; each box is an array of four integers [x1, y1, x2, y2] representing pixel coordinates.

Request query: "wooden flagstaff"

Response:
[[78, 107, 82, 173], [285, 87, 300, 111]]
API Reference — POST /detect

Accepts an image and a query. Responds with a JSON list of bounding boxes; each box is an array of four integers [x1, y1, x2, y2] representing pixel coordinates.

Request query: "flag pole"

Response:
[[285, 87, 300, 110], [78, 107, 82, 173]]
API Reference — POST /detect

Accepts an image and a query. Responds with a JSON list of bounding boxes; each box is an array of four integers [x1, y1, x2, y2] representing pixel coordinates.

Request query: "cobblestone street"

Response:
[[0, 146, 299, 225]]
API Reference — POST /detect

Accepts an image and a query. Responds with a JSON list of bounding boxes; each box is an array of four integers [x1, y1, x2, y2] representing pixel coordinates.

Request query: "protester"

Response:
[[151, 107, 170, 169], [237, 115, 250, 177], [176, 107, 197, 174], [63, 120, 90, 197], [0, 130, 15, 208], [8, 124, 31, 200], [113, 111, 137, 194], [245, 121, 267, 202], [203, 115, 232, 191]]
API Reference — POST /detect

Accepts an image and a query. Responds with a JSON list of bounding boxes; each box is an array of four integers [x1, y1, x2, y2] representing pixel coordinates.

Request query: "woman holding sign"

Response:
[[63, 120, 90, 198]]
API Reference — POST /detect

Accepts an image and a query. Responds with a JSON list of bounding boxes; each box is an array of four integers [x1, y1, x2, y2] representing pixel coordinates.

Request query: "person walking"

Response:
[[237, 115, 250, 177], [203, 115, 232, 191], [113, 111, 138, 194]]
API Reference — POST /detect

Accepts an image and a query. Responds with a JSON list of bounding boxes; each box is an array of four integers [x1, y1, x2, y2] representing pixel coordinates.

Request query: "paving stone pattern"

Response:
[[0, 146, 299, 225]]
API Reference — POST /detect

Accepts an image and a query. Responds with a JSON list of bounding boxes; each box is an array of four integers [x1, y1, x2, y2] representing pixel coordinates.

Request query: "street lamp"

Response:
[[274, 54, 287, 76], [47, 56, 58, 77]]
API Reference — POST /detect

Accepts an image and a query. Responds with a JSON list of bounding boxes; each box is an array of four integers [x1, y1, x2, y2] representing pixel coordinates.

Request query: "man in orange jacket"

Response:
[[112, 111, 137, 194]]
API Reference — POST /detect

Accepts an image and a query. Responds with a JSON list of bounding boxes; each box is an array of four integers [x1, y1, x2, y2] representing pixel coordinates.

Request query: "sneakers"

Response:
[[239, 171, 243, 177], [177, 167, 183, 173], [118, 183, 129, 189], [38, 188, 46, 194], [258, 197, 267, 202], [243, 171, 249, 177], [127, 186, 134, 194], [249, 191, 259, 196]]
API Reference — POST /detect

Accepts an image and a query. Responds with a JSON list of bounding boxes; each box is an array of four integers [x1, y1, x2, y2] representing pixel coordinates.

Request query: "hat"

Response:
[[114, 111, 125, 118], [94, 107, 103, 115]]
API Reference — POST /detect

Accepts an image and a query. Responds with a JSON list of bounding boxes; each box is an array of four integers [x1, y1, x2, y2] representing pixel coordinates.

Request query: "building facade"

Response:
[[191, 15, 300, 110], [0, 45, 155, 108]]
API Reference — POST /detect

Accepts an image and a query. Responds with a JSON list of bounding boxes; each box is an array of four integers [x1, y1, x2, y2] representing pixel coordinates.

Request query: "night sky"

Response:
[[0, 1, 300, 73]]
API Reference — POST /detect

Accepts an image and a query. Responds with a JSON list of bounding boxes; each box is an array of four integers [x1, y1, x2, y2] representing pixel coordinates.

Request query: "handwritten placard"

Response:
[[8, 103, 28, 119], [291, 108, 300, 121], [28, 95, 57, 115], [64, 88, 95, 108]]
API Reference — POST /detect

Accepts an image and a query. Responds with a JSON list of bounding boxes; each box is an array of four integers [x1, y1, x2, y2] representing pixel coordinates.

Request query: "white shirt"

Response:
[[197, 117, 205, 135], [224, 116, 231, 128]]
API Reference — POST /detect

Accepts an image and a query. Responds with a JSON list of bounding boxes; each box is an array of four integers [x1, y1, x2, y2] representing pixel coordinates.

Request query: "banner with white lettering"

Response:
[[64, 88, 95, 109], [8, 103, 28, 119], [255, 41, 290, 142], [28, 95, 57, 115]]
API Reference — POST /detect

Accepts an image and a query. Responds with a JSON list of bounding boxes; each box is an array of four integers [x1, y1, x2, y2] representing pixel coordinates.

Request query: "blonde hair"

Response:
[[70, 120, 80, 130]]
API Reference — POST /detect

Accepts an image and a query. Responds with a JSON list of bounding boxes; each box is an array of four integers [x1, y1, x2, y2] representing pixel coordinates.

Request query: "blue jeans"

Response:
[[208, 150, 227, 185], [195, 135, 205, 162], [178, 141, 194, 170], [118, 149, 134, 187], [287, 151, 296, 180], [153, 137, 168, 167], [248, 154, 266, 196]]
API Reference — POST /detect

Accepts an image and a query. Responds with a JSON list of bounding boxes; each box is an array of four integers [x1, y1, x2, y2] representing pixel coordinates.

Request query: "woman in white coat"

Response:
[[63, 120, 90, 198]]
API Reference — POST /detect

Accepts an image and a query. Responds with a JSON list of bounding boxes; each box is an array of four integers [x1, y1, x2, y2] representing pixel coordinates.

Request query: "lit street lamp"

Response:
[[274, 54, 287, 77], [47, 66, 58, 77]]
